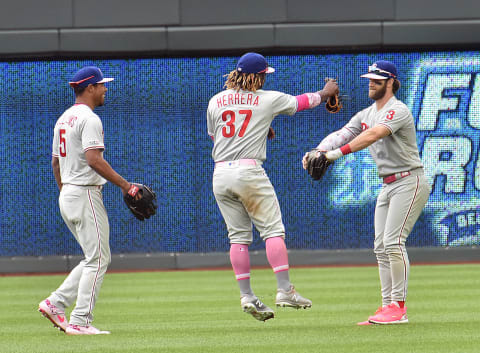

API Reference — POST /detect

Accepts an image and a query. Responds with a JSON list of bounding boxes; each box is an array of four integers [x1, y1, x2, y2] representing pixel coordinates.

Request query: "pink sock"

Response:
[[229, 244, 251, 280], [265, 237, 289, 273]]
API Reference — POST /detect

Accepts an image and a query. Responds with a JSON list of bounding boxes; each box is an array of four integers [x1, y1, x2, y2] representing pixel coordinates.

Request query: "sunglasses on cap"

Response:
[[367, 65, 396, 79]]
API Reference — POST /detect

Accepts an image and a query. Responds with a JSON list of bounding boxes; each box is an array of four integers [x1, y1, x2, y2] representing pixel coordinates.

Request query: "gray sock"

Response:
[[238, 279, 254, 297], [275, 271, 291, 292]]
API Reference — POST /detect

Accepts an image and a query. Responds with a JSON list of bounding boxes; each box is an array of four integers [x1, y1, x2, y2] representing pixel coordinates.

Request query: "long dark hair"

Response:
[[224, 70, 266, 92]]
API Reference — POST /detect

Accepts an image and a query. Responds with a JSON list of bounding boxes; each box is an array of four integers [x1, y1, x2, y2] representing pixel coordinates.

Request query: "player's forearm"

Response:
[[348, 129, 380, 152], [325, 125, 390, 160], [93, 161, 129, 192], [86, 153, 130, 193], [295, 79, 338, 112], [325, 135, 372, 160], [51, 157, 62, 191], [316, 127, 356, 151], [295, 92, 322, 112]]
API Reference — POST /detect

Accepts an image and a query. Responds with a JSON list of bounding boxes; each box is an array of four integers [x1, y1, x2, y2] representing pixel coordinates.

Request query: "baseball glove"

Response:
[[306, 150, 334, 181], [124, 184, 158, 221], [325, 94, 342, 113]]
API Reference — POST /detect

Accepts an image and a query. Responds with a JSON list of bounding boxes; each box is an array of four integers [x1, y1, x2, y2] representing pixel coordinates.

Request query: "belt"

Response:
[[64, 184, 103, 190], [383, 171, 411, 184], [215, 159, 257, 167]]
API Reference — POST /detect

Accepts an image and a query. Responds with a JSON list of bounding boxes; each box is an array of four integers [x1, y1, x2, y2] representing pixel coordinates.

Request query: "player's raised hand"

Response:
[[319, 78, 339, 100]]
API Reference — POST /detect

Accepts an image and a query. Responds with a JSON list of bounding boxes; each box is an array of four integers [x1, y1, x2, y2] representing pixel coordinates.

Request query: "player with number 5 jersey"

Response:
[[39, 66, 136, 335], [207, 52, 339, 321]]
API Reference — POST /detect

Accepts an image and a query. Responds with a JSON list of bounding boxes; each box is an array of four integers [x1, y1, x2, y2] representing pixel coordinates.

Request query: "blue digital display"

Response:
[[0, 51, 478, 256], [408, 56, 480, 246]]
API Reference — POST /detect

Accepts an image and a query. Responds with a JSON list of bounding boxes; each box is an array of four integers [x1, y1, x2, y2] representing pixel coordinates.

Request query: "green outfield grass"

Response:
[[0, 264, 479, 353]]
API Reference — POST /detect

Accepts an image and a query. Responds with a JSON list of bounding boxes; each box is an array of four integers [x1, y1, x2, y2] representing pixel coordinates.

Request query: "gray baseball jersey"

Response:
[[345, 96, 423, 177], [52, 104, 106, 186], [207, 89, 297, 162], [341, 96, 430, 307], [49, 103, 110, 326], [208, 88, 298, 244]]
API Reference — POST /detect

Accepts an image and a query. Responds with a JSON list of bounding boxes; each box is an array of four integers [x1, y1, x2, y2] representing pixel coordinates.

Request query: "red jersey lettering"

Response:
[[386, 110, 396, 120]]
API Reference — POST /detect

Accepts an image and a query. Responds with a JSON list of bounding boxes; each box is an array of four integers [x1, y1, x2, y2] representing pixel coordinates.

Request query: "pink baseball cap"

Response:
[[69, 66, 114, 88]]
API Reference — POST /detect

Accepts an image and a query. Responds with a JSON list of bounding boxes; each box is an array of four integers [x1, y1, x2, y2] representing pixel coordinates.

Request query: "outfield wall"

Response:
[[1, 51, 479, 263], [1, 247, 479, 274], [1, 0, 480, 57]]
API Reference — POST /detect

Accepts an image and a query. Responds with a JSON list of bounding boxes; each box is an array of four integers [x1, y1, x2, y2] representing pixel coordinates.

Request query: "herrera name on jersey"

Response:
[[216, 92, 260, 108]]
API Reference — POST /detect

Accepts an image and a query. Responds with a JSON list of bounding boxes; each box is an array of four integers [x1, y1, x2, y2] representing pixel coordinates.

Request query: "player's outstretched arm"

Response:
[[316, 127, 357, 151], [325, 124, 391, 161], [302, 126, 357, 170], [295, 79, 339, 112], [85, 149, 130, 195]]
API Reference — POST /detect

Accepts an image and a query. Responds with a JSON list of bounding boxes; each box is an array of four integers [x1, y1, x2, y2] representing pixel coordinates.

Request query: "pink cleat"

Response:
[[38, 299, 68, 332], [357, 306, 384, 326], [368, 303, 408, 324], [66, 324, 111, 335]]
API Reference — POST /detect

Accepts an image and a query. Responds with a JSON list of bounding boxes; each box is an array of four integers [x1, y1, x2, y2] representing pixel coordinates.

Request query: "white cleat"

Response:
[[275, 285, 312, 309], [65, 324, 111, 335], [240, 295, 274, 322]]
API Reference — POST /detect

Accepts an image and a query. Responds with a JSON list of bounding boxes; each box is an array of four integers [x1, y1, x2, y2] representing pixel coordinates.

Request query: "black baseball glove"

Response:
[[124, 184, 158, 221], [306, 150, 334, 181]]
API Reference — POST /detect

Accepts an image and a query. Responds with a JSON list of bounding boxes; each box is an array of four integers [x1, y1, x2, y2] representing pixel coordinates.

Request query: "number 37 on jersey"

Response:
[[221, 109, 252, 138]]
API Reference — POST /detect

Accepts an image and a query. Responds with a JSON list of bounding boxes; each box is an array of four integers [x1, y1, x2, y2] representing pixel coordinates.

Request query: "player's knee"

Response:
[[261, 233, 285, 242], [103, 253, 112, 267], [373, 242, 386, 255], [384, 242, 404, 256], [93, 256, 110, 274], [84, 251, 111, 270], [229, 232, 253, 246], [374, 251, 388, 262]]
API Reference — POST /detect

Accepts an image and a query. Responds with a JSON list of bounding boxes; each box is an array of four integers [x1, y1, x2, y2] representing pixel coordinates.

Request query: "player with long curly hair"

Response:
[[207, 52, 338, 321]]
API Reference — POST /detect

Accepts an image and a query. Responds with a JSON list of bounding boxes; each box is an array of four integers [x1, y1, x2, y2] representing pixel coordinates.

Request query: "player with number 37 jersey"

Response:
[[207, 52, 339, 321], [208, 89, 296, 162]]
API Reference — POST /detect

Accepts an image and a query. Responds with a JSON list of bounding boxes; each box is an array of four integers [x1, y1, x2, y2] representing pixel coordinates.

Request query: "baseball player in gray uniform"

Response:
[[207, 52, 339, 321], [303, 60, 430, 325], [39, 66, 137, 335]]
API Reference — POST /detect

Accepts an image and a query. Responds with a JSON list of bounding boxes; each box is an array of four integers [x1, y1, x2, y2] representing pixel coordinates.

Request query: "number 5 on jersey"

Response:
[[222, 109, 252, 138], [59, 128, 67, 157]]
